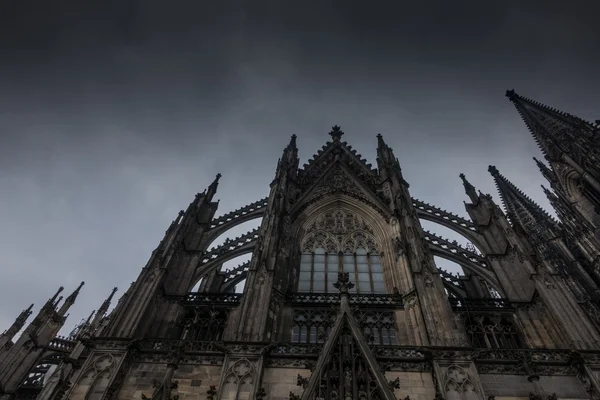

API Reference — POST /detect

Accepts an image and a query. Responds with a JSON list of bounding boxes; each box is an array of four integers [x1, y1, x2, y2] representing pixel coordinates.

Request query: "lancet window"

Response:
[[181, 307, 228, 341], [355, 310, 398, 345], [291, 309, 398, 345], [464, 315, 522, 349], [291, 309, 336, 344], [298, 209, 386, 294]]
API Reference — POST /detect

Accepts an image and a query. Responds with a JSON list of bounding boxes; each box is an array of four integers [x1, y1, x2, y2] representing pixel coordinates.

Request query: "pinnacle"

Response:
[[488, 165, 499, 176]]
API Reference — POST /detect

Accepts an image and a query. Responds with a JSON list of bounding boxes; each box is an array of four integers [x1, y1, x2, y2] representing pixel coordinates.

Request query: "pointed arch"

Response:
[[429, 246, 503, 296], [292, 194, 394, 295]]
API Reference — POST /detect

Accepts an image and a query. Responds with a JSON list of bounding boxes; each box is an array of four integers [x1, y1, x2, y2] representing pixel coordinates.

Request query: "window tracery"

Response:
[[464, 315, 522, 349], [291, 310, 398, 345], [181, 307, 228, 341], [299, 209, 385, 294]]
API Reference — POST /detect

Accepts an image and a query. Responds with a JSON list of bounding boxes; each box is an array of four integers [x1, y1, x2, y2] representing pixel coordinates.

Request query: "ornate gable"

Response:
[[291, 162, 389, 218], [297, 126, 379, 192], [298, 274, 397, 400]]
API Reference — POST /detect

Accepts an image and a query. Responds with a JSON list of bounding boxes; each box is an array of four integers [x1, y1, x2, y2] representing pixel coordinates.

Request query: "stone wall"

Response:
[[262, 367, 309, 400], [116, 363, 222, 400], [385, 371, 436, 400], [480, 374, 587, 399]]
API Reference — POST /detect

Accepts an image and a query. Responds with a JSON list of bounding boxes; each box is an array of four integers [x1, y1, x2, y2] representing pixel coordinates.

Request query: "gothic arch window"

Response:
[[464, 315, 522, 349], [298, 209, 386, 294], [181, 308, 227, 341]]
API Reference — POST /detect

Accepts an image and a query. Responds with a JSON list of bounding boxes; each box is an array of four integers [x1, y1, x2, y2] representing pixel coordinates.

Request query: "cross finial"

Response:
[[329, 125, 344, 141]]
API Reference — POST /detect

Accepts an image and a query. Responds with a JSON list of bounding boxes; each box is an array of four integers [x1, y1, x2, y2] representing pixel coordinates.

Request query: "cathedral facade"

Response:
[[2, 90, 600, 400]]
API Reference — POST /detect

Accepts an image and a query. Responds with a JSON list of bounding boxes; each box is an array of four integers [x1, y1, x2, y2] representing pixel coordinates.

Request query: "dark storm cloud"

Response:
[[1, 0, 599, 329]]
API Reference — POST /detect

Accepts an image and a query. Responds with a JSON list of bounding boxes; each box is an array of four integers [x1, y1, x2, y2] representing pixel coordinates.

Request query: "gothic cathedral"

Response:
[[2, 90, 600, 400]]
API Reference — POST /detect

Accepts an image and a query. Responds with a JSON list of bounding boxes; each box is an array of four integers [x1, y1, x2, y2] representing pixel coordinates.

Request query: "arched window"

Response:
[[464, 315, 522, 349], [298, 209, 387, 294], [299, 247, 385, 294]]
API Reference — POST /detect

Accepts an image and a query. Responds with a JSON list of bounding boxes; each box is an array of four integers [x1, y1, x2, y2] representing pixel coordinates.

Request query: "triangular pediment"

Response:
[[297, 139, 379, 191], [291, 161, 389, 216], [299, 300, 397, 400]]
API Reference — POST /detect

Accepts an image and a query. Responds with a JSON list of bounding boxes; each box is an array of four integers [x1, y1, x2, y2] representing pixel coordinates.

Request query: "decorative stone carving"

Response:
[[443, 365, 480, 400], [334, 272, 355, 294], [206, 385, 217, 400]]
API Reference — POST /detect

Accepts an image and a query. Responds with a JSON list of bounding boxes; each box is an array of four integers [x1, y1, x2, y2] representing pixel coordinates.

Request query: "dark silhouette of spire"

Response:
[[459, 173, 479, 203], [488, 165, 556, 232], [90, 287, 118, 330], [288, 134, 297, 149], [205, 173, 221, 202], [58, 282, 84, 316], [0, 304, 33, 341], [506, 89, 597, 160]]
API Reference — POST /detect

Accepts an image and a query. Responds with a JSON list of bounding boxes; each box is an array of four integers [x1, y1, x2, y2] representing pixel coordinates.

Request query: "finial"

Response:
[[15, 304, 34, 323], [333, 272, 355, 295], [376, 133, 387, 149], [287, 134, 297, 149], [506, 89, 516, 99], [329, 125, 344, 141], [488, 165, 499, 176], [73, 281, 85, 295], [50, 286, 64, 304]]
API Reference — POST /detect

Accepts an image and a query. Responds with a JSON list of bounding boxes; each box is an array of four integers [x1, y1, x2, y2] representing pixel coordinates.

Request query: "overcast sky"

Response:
[[1, 0, 599, 333]]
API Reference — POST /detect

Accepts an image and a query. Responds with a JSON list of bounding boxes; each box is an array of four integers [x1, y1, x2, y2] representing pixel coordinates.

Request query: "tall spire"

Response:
[[459, 173, 479, 203], [57, 282, 84, 316], [90, 287, 118, 331], [0, 304, 33, 344], [488, 165, 557, 233], [205, 173, 221, 202], [505, 89, 597, 160]]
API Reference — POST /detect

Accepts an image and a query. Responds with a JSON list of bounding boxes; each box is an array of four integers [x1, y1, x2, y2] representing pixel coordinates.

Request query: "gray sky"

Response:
[[1, 0, 599, 333]]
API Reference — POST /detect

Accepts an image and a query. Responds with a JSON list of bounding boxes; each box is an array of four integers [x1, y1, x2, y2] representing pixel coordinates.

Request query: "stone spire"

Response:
[[0, 304, 33, 347], [205, 173, 222, 203], [57, 282, 84, 316], [90, 287, 118, 331], [488, 165, 557, 233], [506, 89, 598, 161], [459, 173, 479, 204]]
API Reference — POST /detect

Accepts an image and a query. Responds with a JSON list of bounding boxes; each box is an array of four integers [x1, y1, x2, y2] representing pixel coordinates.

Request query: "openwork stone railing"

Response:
[[369, 346, 428, 360], [286, 293, 403, 307], [449, 297, 511, 310], [199, 228, 260, 265], [439, 268, 465, 289], [412, 199, 477, 232], [209, 197, 268, 230], [424, 230, 488, 268], [175, 292, 243, 306], [222, 260, 251, 285], [47, 336, 76, 353]]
